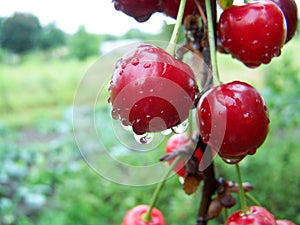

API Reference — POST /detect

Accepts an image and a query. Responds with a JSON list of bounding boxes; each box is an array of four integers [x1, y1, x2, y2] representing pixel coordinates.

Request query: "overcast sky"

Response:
[[0, 0, 173, 35], [0, 0, 299, 36]]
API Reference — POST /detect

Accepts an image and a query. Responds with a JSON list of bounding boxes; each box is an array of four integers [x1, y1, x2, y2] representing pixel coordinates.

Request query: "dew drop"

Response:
[[134, 132, 154, 144], [252, 40, 259, 45], [202, 135, 209, 143], [221, 156, 244, 164], [139, 90, 144, 94], [172, 120, 189, 134], [149, 88, 154, 93], [111, 108, 121, 120], [131, 58, 139, 66], [121, 124, 133, 131], [121, 63, 126, 69], [161, 129, 172, 136], [143, 63, 151, 68], [247, 148, 257, 155], [243, 112, 252, 124], [119, 70, 124, 76]]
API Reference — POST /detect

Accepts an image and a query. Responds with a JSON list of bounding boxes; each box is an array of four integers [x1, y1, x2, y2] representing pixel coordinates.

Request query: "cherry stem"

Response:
[[142, 156, 183, 222], [205, 0, 222, 84], [224, 208, 229, 221], [245, 192, 262, 206], [235, 163, 248, 212], [166, 0, 187, 56]]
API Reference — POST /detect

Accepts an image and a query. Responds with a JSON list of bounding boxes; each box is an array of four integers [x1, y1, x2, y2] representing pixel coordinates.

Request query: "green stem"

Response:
[[205, 0, 222, 84], [224, 207, 228, 222], [235, 163, 248, 212], [142, 157, 182, 222], [166, 0, 187, 56], [245, 192, 262, 206]]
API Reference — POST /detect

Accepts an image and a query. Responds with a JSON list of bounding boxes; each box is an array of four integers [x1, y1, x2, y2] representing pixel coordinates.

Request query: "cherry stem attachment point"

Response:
[[205, 0, 222, 85], [142, 156, 183, 222], [166, 0, 187, 56], [235, 163, 248, 212]]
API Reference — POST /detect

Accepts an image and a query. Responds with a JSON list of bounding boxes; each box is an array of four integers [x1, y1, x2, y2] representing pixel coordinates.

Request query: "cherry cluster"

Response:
[[109, 0, 298, 224]]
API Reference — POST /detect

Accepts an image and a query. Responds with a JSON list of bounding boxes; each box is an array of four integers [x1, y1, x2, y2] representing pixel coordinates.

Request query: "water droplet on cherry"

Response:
[[172, 119, 189, 134], [221, 156, 244, 164], [121, 124, 133, 131], [131, 58, 139, 66], [112, 108, 121, 120], [143, 63, 151, 68], [243, 112, 252, 124], [161, 129, 172, 136], [134, 132, 154, 144]]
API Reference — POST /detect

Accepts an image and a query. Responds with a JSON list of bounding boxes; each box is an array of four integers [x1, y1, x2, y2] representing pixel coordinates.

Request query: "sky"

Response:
[[0, 0, 174, 35], [0, 0, 299, 36]]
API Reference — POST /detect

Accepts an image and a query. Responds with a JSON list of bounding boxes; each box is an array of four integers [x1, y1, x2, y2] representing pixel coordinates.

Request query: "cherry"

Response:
[[165, 133, 203, 177], [162, 0, 203, 19], [276, 219, 296, 225], [109, 44, 198, 135], [122, 205, 166, 225], [269, 0, 298, 42], [218, 1, 287, 68], [226, 206, 277, 225], [196, 81, 269, 164], [112, 0, 162, 22]]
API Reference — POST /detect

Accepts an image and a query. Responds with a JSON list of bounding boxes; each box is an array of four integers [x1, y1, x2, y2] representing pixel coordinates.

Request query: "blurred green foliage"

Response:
[[68, 26, 100, 61]]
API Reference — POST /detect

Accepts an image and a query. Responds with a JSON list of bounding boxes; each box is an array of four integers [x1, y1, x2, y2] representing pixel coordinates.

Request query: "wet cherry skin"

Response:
[[165, 133, 203, 177], [122, 205, 166, 225], [163, 0, 203, 19], [218, 1, 286, 68], [196, 81, 270, 164], [113, 0, 162, 22], [269, 0, 298, 42], [226, 206, 277, 225], [109, 44, 198, 135]]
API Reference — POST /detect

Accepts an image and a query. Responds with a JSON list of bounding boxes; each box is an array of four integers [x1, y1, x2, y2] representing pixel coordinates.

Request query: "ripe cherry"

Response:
[[162, 0, 203, 19], [226, 206, 277, 225], [112, 0, 162, 22], [109, 44, 198, 135], [276, 219, 296, 225], [196, 81, 269, 164], [165, 133, 203, 177], [122, 205, 166, 225], [269, 0, 298, 42], [218, 1, 287, 68]]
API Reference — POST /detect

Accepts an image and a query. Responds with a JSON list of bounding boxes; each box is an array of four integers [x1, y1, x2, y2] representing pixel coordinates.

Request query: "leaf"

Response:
[[218, 0, 234, 9]]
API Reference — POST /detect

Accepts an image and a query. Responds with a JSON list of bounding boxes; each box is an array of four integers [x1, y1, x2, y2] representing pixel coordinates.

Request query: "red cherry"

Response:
[[218, 1, 287, 68], [165, 133, 203, 177], [122, 205, 166, 225], [196, 81, 269, 164], [109, 44, 198, 135], [269, 0, 298, 42], [112, 0, 162, 22], [162, 0, 203, 19], [226, 206, 277, 225], [276, 219, 296, 225]]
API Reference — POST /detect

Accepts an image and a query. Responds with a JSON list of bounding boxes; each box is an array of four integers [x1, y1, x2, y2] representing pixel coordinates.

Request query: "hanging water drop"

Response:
[[172, 119, 189, 134], [221, 156, 244, 164], [121, 124, 133, 131], [134, 132, 154, 144], [111, 108, 121, 120], [161, 129, 172, 136]]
